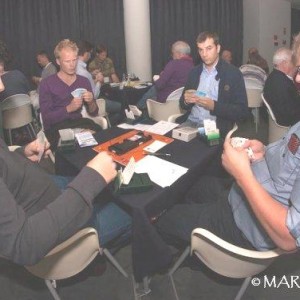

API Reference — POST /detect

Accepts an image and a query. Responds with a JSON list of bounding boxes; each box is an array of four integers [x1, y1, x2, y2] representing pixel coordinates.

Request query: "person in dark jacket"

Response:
[[263, 47, 299, 127], [179, 31, 249, 137]]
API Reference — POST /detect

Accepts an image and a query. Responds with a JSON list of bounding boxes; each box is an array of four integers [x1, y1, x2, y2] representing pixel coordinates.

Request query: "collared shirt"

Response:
[[76, 60, 100, 98], [188, 62, 219, 126], [41, 62, 57, 80], [229, 122, 300, 250]]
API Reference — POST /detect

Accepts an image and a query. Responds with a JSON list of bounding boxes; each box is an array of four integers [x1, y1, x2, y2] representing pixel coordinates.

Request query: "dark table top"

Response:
[[55, 127, 221, 281], [101, 83, 151, 108]]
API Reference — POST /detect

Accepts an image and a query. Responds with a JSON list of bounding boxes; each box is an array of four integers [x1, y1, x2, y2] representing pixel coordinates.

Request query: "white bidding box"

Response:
[[172, 127, 199, 142]]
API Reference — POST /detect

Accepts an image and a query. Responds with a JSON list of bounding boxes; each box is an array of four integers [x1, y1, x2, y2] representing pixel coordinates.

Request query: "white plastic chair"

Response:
[[166, 87, 184, 101], [1, 94, 37, 145], [81, 99, 109, 129], [246, 88, 263, 132], [261, 93, 289, 143], [146, 87, 184, 122], [169, 228, 287, 300], [25, 227, 128, 300]]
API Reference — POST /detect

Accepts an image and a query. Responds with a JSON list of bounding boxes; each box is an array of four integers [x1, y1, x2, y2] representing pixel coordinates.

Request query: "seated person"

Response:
[[137, 41, 194, 109], [263, 47, 299, 126], [247, 47, 269, 74], [0, 47, 30, 102], [88, 44, 120, 83], [32, 50, 57, 87], [220, 48, 233, 64], [179, 31, 249, 137], [240, 51, 267, 90], [76, 40, 121, 125], [0, 135, 131, 265], [157, 122, 300, 252], [39, 39, 101, 148], [156, 34, 300, 254]]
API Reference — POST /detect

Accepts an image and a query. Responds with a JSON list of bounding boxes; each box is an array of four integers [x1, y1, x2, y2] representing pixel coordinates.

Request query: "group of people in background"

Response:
[[2, 30, 300, 280]]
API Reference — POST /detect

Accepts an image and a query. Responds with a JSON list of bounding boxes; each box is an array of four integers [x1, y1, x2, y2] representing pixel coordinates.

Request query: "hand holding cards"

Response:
[[37, 131, 46, 162], [71, 88, 87, 98], [226, 124, 254, 159]]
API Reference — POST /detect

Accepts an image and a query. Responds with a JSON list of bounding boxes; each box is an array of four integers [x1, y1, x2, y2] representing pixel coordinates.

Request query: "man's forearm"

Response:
[[237, 173, 296, 251]]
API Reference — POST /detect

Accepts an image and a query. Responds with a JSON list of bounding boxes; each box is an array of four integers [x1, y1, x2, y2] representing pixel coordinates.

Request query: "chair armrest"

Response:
[[8, 145, 21, 152]]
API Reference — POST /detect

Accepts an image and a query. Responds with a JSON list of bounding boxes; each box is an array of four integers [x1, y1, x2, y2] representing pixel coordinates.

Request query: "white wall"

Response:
[[243, 0, 291, 69]]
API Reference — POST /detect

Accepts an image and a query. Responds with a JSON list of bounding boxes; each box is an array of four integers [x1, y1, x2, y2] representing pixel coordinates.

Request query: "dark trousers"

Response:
[[156, 176, 254, 250]]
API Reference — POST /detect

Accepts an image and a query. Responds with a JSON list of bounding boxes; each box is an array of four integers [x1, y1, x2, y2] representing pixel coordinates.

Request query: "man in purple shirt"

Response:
[[137, 41, 194, 109], [39, 39, 101, 147]]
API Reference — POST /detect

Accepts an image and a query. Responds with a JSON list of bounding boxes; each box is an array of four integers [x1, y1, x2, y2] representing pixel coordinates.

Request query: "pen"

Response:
[[143, 152, 171, 157]]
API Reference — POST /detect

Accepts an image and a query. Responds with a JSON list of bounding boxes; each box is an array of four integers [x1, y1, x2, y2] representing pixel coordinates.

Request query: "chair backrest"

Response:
[[246, 88, 263, 109], [146, 98, 182, 122], [81, 104, 108, 130], [261, 93, 277, 123], [95, 98, 107, 116], [25, 228, 100, 280], [2, 94, 31, 110], [2, 98, 34, 130], [191, 228, 285, 279], [261, 93, 289, 143], [244, 77, 264, 90], [166, 87, 184, 101]]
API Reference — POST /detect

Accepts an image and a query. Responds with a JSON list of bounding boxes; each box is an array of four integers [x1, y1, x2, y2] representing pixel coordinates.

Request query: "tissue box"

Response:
[[172, 127, 199, 142]]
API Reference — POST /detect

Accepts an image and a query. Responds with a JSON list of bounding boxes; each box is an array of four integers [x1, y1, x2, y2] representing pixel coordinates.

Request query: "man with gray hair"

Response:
[[137, 40, 193, 109], [263, 47, 299, 126]]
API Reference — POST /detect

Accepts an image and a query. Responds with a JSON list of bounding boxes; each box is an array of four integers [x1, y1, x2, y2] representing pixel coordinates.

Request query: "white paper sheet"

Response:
[[135, 155, 188, 188], [147, 121, 178, 135]]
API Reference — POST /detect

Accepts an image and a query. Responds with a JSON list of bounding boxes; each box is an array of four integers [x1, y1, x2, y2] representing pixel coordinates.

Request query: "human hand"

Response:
[[67, 97, 83, 112], [195, 96, 215, 111], [32, 76, 40, 85], [82, 91, 94, 104], [184, 89, 198, 104], [86, 152, 117, 184], [242, 139, 265, 162], [222, 138, 252, 181], [24, 138, 51, 162]]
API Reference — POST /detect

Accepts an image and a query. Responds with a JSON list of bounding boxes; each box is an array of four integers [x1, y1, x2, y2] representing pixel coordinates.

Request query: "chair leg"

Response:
[[103, 248, 128, 278], [168, 246, 190, 300], [255, 108, 259, 133], [28, 122, 37, 139], [8, 129, 13, 146], [45, 279, 61, 300], [168, 246, 190, 276], [234, 276, 251, 300]]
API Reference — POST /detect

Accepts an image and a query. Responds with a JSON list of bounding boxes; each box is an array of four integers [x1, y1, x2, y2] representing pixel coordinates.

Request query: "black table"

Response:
[[55, 127, 221, 281], [101, 84, 151, 109]]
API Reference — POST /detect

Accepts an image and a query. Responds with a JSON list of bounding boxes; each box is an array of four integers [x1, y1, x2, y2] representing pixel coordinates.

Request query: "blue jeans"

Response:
[[51, 175, 132, 246], [137, 86, 157, 109]]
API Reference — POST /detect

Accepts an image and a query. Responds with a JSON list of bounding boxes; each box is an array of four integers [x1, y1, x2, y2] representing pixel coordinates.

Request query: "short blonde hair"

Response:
[[292, 32, 300, 66], [54, 39, 78, 59]]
